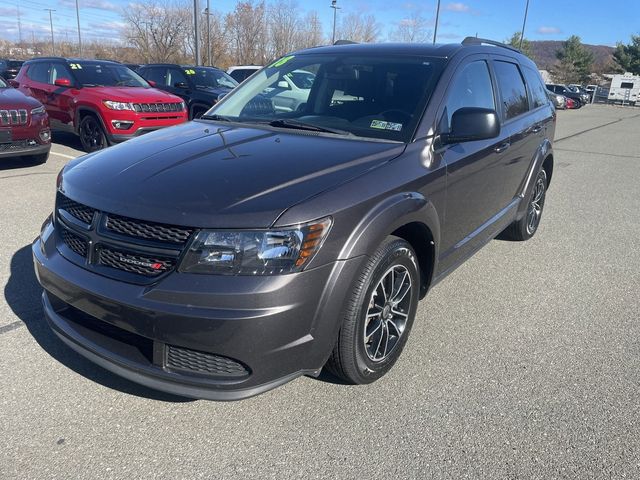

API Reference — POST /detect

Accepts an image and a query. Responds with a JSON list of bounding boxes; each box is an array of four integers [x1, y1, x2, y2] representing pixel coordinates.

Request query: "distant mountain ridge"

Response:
[[530, 40, 616, 73]]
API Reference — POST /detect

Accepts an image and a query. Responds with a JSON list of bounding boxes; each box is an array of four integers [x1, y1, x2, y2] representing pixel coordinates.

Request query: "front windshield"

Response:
[[189, 68, 238, 89], [72, 62, 149, 87], [0, 77, 7, 88], [208, 53, 444, 142]]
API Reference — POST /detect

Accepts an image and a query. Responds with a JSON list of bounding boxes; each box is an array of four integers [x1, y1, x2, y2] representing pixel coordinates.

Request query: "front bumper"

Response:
[[33, 225, 364, 400], [0, 141, 50, 159]]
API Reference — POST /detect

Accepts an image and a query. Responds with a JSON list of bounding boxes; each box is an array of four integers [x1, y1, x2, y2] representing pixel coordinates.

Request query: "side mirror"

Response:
[[277, 80, 289, 89], [440, 107, 500, 145], [54, 78, 72, 87], [147, 80, 156, 87], [174, 81, 189, 89]]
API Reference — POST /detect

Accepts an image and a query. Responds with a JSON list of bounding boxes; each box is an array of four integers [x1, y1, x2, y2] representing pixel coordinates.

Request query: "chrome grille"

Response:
[[132, 102, 182, 113], [0, 109, 28, 126]]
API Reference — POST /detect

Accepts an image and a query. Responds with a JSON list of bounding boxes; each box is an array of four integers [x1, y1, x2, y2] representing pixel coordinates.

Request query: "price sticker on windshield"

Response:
[[370, 120, 403, 132], [184, 69, 196, 75]]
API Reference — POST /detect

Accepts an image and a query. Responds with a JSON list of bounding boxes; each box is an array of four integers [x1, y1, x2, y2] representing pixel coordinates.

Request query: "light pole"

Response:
[[330, 0, 340, 44], [75, 0, 82, 56], [45, 8, 55, 55], [433, 0, 441, 44], [519, 0, 530, 49], [193, 0, 201, 66], [205, 0, 211, 66]]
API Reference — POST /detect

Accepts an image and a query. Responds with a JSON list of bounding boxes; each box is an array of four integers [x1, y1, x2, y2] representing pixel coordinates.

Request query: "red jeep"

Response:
[[12, 58, 188, 152], [0, 75, 51, 164]]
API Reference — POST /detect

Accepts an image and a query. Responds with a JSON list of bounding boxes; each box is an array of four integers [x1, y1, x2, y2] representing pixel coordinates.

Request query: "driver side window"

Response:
[[442, 60, 495, 132]]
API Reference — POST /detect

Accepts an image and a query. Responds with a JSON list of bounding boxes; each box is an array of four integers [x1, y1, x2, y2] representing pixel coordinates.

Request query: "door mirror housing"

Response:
[[174, 81, 189, 89], [54, 78, 72, 87], [440, 107, 500, 145], [277, 80, 290, 89]]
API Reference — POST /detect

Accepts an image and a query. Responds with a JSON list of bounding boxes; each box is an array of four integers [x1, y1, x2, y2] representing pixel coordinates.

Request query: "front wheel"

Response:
[[502, 168, 548, 241], [79, 115, 108, 152], [325, 236, 420, 384]]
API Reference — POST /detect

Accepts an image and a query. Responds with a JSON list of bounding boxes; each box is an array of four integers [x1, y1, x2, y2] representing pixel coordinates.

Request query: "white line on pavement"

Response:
[[50, 151, 78, 160]]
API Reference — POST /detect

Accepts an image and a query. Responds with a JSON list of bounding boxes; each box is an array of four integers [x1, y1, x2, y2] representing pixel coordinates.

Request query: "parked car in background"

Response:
[[565, 97, 577, 109], [137, 64, 238, 119], [547, 89, 566, 109], [608, 72, 640, 105], [0, 60, 24, 80], [227, 65, 262, 83], [567, 84, 592, 102], [546, 84, 585, 107], [124, 63, 142, 72], [262, 69, 316, 113], [34, 38, 555, 400], [12, 57, 187, 152], [0, 75, 51, 164]]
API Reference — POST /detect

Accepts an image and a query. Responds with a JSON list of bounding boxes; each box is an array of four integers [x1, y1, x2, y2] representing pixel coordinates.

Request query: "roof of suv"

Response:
[[25, 57, 121, 65], [141, 64, 225, 70]]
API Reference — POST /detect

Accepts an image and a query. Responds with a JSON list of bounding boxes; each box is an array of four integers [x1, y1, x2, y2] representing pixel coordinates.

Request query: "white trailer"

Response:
[[608, 72, 640, 105]]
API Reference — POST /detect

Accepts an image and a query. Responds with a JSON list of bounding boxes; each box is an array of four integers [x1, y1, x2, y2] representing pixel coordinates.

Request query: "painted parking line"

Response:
[[50, 151, 78, 160]]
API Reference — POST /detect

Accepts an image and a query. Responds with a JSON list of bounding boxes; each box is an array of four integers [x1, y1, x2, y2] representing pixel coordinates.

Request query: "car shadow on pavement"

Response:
[[4, 245, 193, 403], [51, 131, 84, 151]]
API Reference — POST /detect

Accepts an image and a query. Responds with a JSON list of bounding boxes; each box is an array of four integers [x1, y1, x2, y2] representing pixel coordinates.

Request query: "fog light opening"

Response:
[[112, 120, 134, 130]]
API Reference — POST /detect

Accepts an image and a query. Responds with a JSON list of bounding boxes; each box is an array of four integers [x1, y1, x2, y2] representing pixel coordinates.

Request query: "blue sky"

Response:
[[0, 0, 638, 47]]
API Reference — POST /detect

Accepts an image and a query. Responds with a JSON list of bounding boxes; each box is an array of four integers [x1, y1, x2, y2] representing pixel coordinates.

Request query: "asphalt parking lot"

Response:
[[1, 104, 639, 479]]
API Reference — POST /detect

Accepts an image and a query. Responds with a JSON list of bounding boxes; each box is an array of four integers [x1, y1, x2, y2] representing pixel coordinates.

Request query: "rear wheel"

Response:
[[325, 236, 420, 384], [79, 115, 108, 152], [502, 168, 548, 241]]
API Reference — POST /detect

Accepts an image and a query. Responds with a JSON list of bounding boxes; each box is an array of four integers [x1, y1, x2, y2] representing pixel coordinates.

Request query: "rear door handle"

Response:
[[494, 142, 510, 153], [531, 125, 542, 133]]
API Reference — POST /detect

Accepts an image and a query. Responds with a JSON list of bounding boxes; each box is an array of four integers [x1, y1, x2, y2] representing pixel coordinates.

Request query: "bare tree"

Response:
[[389, 11, 432, 43], [123, 0, 191, 63], [299, 10, 324, 49], [336, 13, 380, 43], [225, 1, 268, 65], [267, 0, 302, 58]]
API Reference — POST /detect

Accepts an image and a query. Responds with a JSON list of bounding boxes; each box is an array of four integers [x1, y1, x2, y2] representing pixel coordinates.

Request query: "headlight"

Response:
[[31, 105, 46, 115], [556, 95, 563, 103], [103, 100, 134, 111], [180, 217, 332, 275]]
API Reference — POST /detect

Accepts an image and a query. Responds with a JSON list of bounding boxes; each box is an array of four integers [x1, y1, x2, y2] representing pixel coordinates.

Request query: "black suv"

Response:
[[546, 83, 587, 107], [0, 59, 24, 80], [137, 64, 238, 119], [34, 39, 555, 401]]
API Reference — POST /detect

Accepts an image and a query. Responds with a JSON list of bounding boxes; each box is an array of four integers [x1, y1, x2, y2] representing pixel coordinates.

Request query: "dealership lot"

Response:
[[1, 105, 639, 478]]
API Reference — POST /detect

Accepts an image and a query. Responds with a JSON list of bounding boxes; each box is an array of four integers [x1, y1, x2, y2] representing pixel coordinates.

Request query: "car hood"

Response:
[[81, 86, 182, 103], [61, 121, 405, 228], [0, 87, 41, 109]]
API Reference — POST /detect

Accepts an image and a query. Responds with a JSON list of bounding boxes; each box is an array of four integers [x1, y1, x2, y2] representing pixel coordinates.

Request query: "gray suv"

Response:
[[33, 38, 555, 400]]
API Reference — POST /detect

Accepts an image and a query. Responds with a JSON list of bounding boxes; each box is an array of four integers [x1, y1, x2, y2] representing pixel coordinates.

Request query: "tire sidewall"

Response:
[[352, 240, 420, 383], [79, 115, 106, 152], [522, 168, 548, 239]]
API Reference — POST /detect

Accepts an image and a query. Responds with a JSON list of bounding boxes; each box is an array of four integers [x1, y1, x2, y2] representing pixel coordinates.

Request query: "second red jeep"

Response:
[[12, 58, 188, 152]]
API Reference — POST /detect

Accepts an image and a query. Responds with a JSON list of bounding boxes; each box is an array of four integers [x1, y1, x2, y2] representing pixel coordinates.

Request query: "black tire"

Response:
[[79, 115, 108, 152], [30, 152, 48, 165], [502, 168, 548, 241], [325, 236, 420, 384]]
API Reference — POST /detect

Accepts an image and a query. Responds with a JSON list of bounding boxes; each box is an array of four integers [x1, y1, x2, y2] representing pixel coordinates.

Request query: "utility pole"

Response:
[[433, 0, 441, 44], [75, 0, 82, 56], [330, 0, 340, 44], [519, 0, 530, 49], [205, 0, 211, 66], [193, 0, 200, 66], [17, 2, 23, 45], [45, 9, 56, 55]]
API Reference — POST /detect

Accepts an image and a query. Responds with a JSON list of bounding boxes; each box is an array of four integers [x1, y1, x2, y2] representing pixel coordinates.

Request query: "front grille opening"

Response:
[[106, 214, 193, 245], [61, 227, 88, 257], [58, 194, 96, 224], [166, 345, 250, 378], [98, 246, 175, 277]]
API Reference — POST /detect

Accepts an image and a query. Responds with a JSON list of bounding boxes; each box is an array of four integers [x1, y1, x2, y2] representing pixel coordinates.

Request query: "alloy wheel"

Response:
[[527, 175, 546, 234]]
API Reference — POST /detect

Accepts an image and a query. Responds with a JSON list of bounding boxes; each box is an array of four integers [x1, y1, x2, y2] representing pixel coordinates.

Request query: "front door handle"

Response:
[[494, 142, 510, 153], [531, 125, 542, 134]]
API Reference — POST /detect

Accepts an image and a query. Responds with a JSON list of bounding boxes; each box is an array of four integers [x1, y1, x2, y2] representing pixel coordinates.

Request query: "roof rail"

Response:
[[461, 37, 520, 53], [28, 56, 67, 61], [334, 39, 358, 45]]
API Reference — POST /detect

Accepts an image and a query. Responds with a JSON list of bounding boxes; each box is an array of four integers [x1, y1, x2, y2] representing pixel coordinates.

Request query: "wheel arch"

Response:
[[75, 106, 108, 134]]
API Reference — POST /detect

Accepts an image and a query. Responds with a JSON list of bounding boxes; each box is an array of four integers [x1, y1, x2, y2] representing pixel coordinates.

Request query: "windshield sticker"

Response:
[[270, 55, 295, 68], [184, 69, 196, 75], [370, 120, 403, 132]]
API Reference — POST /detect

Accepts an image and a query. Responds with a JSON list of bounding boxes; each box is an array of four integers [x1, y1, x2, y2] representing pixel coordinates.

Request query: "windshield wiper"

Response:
[[267, 119, 352, 136], [200, 114, 231, 122]]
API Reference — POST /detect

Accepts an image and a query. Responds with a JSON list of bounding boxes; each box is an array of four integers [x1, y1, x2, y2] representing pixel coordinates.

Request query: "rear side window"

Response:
[[523, 67, 549, 109], [494, 61, 529, 120], [442, 60, 495, 130], [27, 63, 50, 83]]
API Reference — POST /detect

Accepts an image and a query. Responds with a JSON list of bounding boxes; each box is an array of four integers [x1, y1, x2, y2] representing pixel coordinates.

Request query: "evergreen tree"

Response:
[[506, 32, 534, 59], [554, 35, 594, 83], [613, 35, 640, 75]]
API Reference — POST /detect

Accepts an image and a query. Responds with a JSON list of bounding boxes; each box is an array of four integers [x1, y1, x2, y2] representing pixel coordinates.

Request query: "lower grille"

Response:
[[61, 228, 88, 257], [166, 345, 249, 378], [0, 140, 29, 151], [98, 246, 174, 276]]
